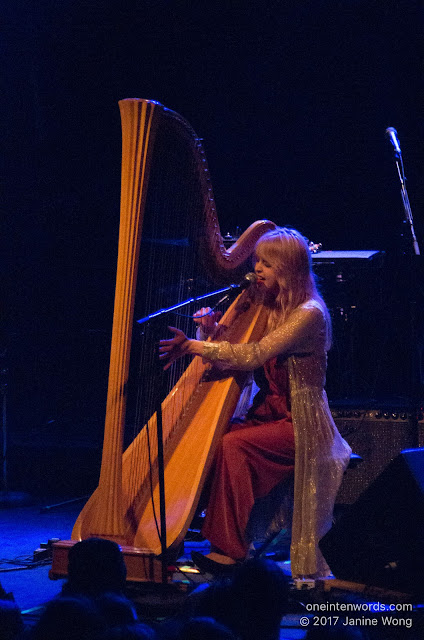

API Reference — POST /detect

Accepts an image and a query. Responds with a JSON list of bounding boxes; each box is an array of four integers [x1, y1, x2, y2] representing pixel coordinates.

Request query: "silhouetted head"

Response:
[[230, 558, 290, 638], [32, 596, 106, 640], [184, 559, 290, 640], [176, 616, 237, 640], [0, 599, 24, 640], [99, 622, 157, 640], [63, 538, 127, 597], [306, 621, 367, 640], [95, 592, 138, 628]]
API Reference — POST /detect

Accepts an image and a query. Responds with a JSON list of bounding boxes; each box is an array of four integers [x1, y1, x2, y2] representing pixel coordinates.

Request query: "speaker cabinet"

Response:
[[320, 449, 424, 596], [332, 407, 422, 504]]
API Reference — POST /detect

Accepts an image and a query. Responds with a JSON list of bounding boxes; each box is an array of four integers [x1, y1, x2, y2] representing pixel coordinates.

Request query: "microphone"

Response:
[[215, 273, 257, 306], [385, 127, 402, 156], [236, 272, 257, 291]]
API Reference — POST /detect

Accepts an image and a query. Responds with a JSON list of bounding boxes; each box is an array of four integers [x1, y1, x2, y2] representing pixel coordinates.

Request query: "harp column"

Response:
[[73, 99, 160, 541]]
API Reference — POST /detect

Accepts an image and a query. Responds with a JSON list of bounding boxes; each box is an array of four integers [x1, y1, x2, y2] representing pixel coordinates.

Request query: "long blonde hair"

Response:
[[254, 227, 331, 345]]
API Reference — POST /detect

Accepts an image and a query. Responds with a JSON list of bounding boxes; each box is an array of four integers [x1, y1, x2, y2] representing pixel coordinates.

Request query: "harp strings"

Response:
[[70, 99, 275, 551], [112, 101, 267, 548], [125, 285, 251, 538], [124, 137, 204, 508]]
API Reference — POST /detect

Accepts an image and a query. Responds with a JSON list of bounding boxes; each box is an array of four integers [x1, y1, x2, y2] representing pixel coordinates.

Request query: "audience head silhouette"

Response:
[[99, 622, 157, 640], [181, 558, 289, 640], [31, 596, 106, 640], [62, 538, 127, 597], [176, 616, 237, 640], [0, 598, 24, 640], [95, 592, 138, 628]]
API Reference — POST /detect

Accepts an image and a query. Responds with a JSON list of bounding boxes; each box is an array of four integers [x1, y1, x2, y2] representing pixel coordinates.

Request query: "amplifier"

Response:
[[311, 251, 386, 399], [332, 406, 424, 504]]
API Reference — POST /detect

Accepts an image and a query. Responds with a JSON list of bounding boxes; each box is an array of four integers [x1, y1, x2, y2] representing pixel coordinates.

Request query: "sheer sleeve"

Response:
[[202, 300, 326, 371]]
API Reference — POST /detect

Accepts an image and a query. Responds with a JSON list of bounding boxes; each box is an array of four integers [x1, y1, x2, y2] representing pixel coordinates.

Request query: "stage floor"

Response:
[[1, 498, 422, 638], [0, 498, 308, 638]]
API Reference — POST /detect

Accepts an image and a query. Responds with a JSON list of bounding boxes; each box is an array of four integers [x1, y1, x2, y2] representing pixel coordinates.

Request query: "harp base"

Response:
[[49, 540, 169, 584]]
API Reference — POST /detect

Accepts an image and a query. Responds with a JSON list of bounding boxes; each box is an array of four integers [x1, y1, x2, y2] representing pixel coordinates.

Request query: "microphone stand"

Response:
[[391, 150, 420, 256], [137, 282, 242, 584], [388, 138, 422, 443], [136, 284, 239, 325]]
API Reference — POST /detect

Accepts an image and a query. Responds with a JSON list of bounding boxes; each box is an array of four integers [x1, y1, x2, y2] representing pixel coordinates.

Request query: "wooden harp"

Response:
[[50, 99, 275, 582]]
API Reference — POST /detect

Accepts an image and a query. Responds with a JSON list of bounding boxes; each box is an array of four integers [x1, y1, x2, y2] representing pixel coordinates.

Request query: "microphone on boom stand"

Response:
[[385, 125, 420, 256], [215, 272, 258, 306]]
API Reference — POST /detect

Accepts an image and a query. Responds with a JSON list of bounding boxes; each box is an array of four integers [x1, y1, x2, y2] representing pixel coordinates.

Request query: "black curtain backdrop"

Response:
[[2, 1, 424, 457]]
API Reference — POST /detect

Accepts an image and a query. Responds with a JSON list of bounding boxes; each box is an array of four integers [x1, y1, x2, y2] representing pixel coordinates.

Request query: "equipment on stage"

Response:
[[385, 125, 420, 256], [332, 403, 423, 503], [310, 250, 385, 399], [50, 98, 274, 582], [320, 448, 424, 597]]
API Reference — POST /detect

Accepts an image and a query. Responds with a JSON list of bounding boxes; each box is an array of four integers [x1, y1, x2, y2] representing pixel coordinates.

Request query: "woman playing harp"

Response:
[[159, 226, 352, 579], [65, 99, 278, 578]]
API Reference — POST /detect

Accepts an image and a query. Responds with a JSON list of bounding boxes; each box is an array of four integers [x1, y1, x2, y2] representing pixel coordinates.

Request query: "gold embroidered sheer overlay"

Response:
[[202, 299, 352, 578]]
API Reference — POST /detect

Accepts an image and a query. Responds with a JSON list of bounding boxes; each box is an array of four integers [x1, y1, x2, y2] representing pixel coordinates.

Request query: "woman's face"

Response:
[[254, 254, 281, 296]]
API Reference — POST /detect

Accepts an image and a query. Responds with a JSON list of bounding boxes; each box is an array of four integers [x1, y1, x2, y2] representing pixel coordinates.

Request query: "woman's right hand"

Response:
[[159, 326, 190, 370], [193, 307, 222, 337]]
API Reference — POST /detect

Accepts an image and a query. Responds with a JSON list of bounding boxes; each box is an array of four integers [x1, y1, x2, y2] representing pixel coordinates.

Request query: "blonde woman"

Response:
[[159, 227, 351, 579]]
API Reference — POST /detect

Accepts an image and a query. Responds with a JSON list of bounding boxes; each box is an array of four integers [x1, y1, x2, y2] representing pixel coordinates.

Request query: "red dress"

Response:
[[201, 355, 295, 560]]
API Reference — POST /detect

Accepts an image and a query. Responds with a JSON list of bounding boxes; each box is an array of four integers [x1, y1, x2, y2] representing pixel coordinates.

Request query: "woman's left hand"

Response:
[[159, 326, 191, 370]]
